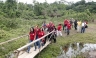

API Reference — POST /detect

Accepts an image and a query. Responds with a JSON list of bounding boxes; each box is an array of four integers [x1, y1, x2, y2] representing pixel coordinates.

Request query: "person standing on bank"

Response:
[[66, 22, 71, 35], [27, 27, 36, 53], [63, 19, 69, 33], [74, 20, 77, 30], [77, 20, 81, 32], [57, 24, 62, 36], [81, 21, 86, 33]]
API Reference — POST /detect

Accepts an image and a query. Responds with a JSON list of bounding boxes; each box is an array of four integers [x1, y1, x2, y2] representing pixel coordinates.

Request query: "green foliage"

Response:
[[0, 0, 96, 57], [0, 0, 96, 20], [0, 18, 19, 30]]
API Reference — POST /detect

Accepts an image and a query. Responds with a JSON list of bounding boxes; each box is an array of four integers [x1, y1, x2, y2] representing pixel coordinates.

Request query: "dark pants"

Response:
[[36, 35, 41, 49], [49, 33, 57, 43], [63, 25, 65, 30], [44, 36, 48, 44], [67, 29, 70, 35], [63, 24, 67, 33], [81, 26, 85, 33], [27, 40, 37, 53], [74, 25, 77, 30]]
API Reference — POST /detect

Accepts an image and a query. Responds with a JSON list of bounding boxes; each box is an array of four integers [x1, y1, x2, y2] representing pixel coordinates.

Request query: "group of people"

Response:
[[27, 21, 57, 53], [63, 19, 88, 34], [74, 20, 88, 33], [27, 26, 45, 53], [27, 19, 88, 53]]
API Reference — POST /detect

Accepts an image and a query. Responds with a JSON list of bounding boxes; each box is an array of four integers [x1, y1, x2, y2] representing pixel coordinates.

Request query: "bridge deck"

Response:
[[18, 41, 50, 58]]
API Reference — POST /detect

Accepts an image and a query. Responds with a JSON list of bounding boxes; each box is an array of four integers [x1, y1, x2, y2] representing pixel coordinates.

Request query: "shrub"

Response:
[[0, 18, 19, 30]]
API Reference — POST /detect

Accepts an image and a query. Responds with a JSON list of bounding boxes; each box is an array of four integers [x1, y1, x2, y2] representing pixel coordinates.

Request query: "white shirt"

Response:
[[82, 22, 85, 26]]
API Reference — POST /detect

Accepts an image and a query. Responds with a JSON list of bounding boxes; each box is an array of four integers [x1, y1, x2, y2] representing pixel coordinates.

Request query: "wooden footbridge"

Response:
[[15, 31, 54, 58]]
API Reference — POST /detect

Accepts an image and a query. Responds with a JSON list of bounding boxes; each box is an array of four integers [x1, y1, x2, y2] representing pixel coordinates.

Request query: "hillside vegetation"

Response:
[[0, 0, 96, 58]]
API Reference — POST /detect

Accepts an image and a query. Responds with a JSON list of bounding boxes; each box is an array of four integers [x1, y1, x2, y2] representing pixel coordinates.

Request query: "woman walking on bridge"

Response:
[[27, 27, 36, 53], [38, 28, 45, 46]]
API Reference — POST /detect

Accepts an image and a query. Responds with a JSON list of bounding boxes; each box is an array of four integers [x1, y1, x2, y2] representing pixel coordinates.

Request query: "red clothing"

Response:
[[48, 26, 54, 32], [86, 21, 88, 24], [64, 20, 69, 25], [29, 32, 36, 41], [46, 24, 49, 28], [49, 22, 54, 27], [34, 28, 40, 34], [42, 39, 45, 42], [57, 25, 62, 31], [67, 23, 71, 30], [38, 31, 45, 38]]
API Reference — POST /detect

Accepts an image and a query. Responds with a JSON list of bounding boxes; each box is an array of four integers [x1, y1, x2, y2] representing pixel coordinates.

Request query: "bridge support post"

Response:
[[14, 50, 20, 58]]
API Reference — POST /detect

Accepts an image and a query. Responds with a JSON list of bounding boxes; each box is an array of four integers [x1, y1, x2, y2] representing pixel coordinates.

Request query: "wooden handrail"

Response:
[[17, 31, 54, 51]]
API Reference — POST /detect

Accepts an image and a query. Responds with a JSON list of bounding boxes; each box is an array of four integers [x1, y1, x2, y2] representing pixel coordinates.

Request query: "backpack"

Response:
[[85, 25, 88, 28]]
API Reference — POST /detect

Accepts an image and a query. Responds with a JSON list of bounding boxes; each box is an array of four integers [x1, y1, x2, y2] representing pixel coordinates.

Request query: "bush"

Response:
[[33, 15, 47, 19], [0, 18, 19, 30], [0, 30, 6, 39]]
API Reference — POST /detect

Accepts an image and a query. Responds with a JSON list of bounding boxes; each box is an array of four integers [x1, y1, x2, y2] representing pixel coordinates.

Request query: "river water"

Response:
[[57, 43, 96, 58]]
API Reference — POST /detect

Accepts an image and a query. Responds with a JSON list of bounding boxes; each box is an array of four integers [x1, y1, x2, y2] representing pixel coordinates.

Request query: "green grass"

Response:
[[0, 18, 96, 58]]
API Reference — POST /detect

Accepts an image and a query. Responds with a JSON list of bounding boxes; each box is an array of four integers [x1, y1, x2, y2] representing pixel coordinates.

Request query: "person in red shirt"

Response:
[[27, 27, 36, 53], [63, 19, 69, 33], [47, 22, 54, 42], [29, 27, 36, 41], [34, 25, 42, 50], [34, 26, 40, 34], [57, 24, 62, 36], [66, 22, 71, 35], [38, 28, 45, 38], [38, 28, 45, 46], [48, 22, 54, 32]]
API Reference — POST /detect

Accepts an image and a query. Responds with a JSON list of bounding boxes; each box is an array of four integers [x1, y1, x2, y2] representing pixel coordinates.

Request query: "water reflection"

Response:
[[62, 44, 70, 53], [5, 51, 15, 58], [57, 43, 96, 58]]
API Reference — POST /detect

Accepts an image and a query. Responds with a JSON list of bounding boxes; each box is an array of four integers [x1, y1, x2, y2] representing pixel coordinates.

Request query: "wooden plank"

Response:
[[18, 41, 50, 58]]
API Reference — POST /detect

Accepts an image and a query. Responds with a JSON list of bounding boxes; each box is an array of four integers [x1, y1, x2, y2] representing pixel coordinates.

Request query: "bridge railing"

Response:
[[15, 30, 55, 58]]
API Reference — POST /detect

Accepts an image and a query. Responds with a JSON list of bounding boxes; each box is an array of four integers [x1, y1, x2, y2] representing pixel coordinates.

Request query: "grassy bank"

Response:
[[35, 23, 96, 58]]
